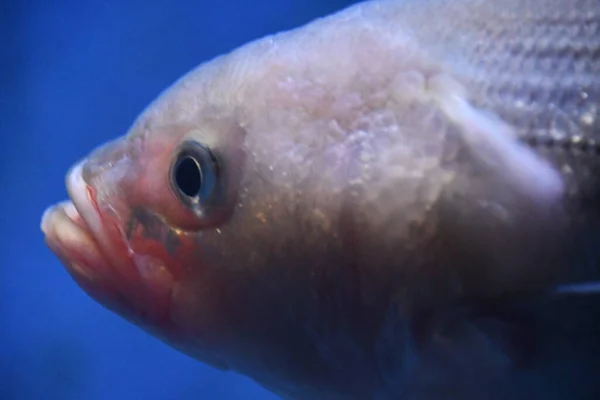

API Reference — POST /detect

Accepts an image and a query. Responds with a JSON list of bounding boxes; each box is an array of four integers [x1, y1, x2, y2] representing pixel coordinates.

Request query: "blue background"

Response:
[[1, 1, 358, 399]]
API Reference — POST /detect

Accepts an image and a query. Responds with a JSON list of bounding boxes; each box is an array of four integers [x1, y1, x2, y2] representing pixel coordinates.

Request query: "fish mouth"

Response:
[[41, 161, 116, 285], [42, 160, 178, 326]]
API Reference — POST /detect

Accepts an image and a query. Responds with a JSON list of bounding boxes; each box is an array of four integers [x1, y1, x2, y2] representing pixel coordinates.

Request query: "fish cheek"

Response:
[[120, 206, 232, 336]]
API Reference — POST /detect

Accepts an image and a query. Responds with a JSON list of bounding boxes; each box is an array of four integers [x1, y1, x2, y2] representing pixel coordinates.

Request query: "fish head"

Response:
[[40, 4, 585, 395], [42, 105, 256, 370]]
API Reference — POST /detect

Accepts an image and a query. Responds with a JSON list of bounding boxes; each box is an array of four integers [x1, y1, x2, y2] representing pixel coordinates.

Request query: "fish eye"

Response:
[[174, 156, 202, 197], [170, 141, 220, 210]]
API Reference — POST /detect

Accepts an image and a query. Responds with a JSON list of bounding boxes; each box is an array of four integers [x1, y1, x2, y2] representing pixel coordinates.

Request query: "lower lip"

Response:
[[41, 199, 106, 282]]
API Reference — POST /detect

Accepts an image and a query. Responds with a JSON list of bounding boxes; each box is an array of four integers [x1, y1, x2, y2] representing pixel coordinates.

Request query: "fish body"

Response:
[[41, 0, 600, 399]]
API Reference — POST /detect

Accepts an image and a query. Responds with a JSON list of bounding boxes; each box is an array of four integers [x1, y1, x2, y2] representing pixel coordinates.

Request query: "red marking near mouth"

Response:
[[113, 222, 126, 244], [86, 185, 103, 223]]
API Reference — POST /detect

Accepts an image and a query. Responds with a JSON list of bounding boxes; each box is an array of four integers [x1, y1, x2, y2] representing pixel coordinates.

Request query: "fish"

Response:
[[41, 0, 600, 398]]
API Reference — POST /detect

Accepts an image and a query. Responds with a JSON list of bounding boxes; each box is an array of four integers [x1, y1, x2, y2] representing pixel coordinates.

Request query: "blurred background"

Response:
[[0, 1, 359, 399]]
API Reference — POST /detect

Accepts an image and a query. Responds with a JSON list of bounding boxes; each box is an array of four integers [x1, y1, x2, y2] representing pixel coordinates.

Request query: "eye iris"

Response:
[[175, 156, 202, 197]]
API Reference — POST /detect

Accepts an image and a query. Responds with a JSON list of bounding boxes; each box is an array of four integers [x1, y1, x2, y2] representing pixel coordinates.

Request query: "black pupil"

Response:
[[175, 156, 202, 197]]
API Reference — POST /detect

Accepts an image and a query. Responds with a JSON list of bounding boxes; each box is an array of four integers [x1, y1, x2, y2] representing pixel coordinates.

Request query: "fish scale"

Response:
[[388, 0, 600, 143]]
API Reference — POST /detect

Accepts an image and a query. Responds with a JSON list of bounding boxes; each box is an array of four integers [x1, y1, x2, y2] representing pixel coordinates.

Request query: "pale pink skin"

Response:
[[41, 0, 600, 398]]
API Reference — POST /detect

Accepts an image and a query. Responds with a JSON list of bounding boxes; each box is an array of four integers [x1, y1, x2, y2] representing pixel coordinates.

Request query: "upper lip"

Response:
[[65, 160, 124, 270]]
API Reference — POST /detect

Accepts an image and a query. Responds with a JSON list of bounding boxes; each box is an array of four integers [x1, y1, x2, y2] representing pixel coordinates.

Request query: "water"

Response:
[[0, 1, 358, 399]]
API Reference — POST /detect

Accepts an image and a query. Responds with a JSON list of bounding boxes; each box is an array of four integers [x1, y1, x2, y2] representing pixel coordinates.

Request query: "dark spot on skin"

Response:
[[133, 207, 164, 240], [164, 229, 182, 255], [125, 206, 182, 256]]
